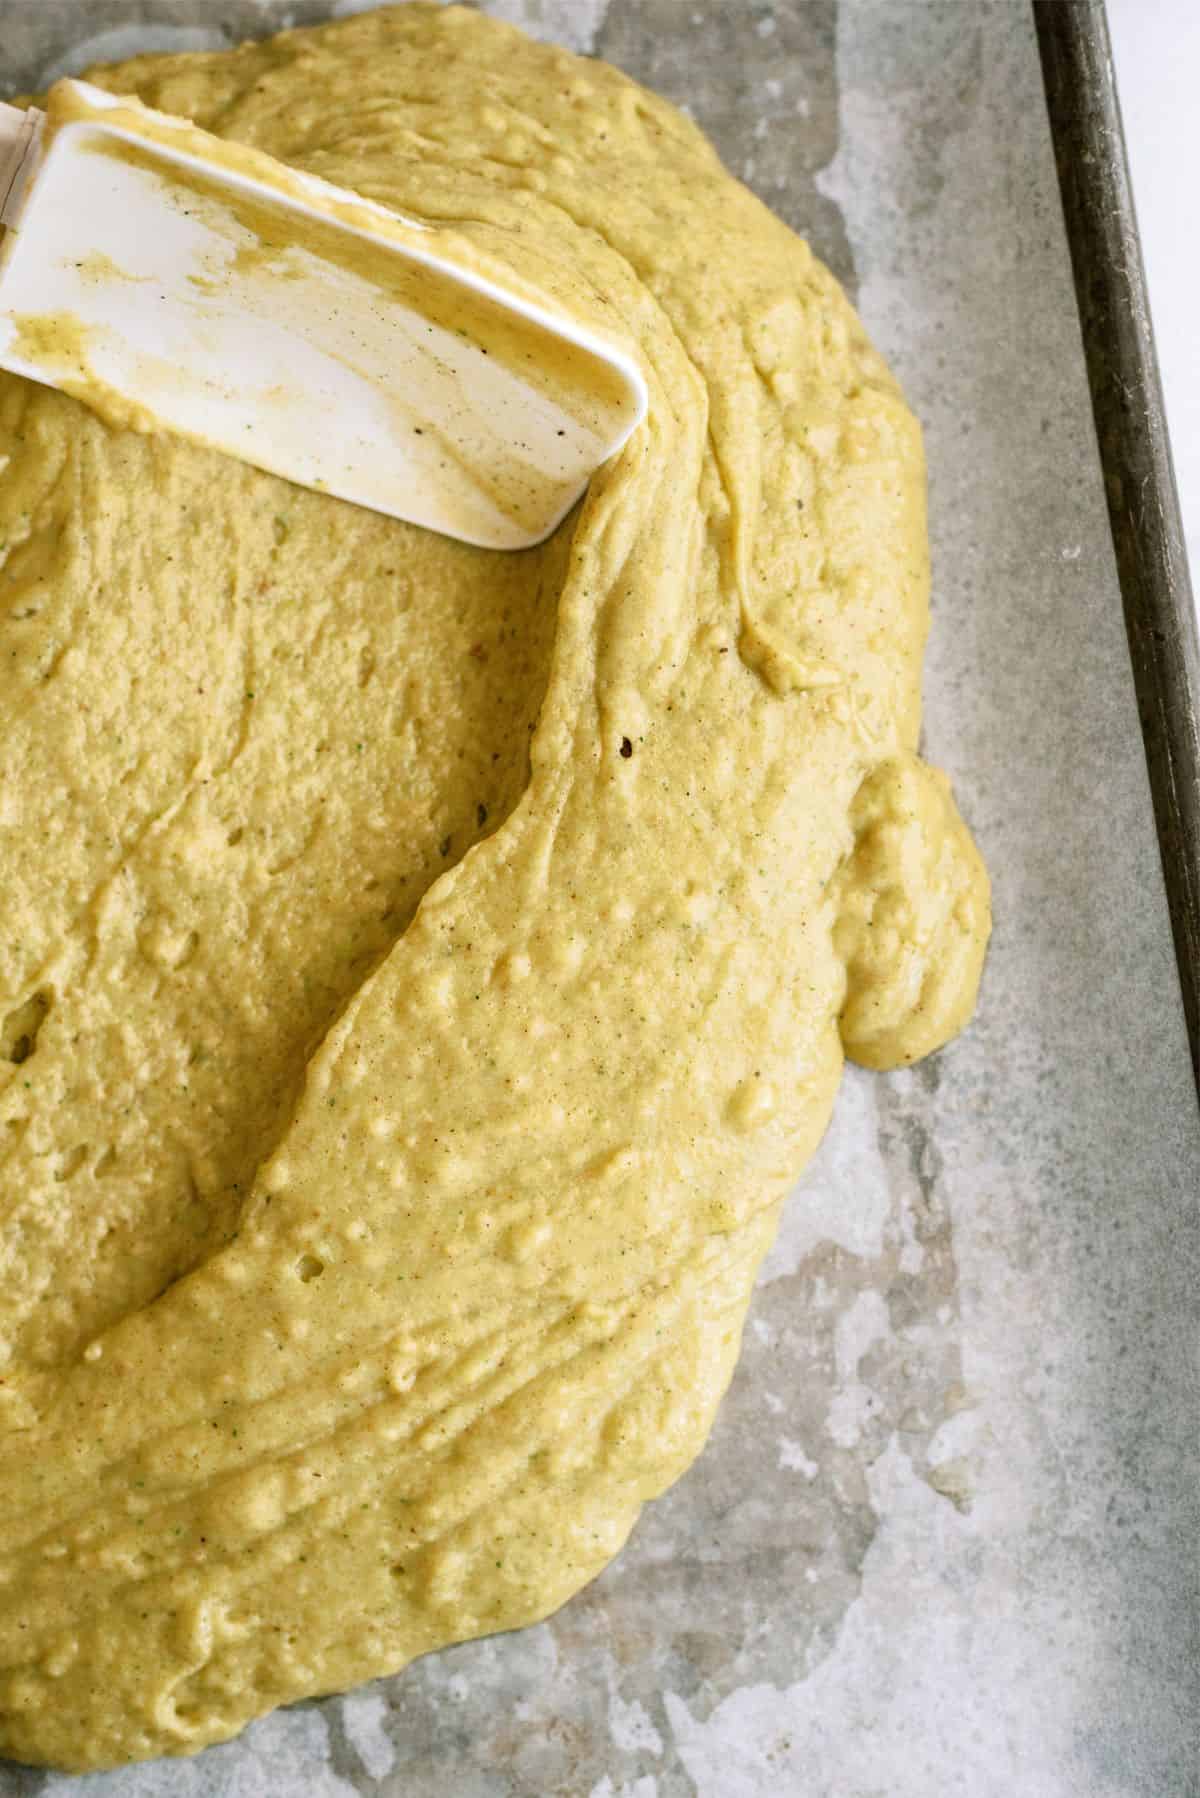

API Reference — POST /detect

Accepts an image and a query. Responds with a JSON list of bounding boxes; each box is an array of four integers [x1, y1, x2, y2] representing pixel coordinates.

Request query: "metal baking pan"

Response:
[[0, 5, 1196, 1795], [1036, 0, 1200, 1096]]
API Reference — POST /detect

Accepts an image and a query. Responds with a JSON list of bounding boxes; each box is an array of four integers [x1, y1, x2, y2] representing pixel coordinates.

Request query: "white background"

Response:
[[1108, 0, 1200, 589]]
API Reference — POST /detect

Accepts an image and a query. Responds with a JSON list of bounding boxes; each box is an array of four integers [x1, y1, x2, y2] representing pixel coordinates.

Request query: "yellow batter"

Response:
[[0, 5, 989, 1770]]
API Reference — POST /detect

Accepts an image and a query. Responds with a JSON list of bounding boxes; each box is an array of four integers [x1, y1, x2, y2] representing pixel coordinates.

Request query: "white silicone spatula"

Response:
[[0, 79, 647, 549]]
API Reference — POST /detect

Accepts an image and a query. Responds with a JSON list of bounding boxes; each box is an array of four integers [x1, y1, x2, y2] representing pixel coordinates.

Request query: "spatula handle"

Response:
[[0, 104, 43, 229]]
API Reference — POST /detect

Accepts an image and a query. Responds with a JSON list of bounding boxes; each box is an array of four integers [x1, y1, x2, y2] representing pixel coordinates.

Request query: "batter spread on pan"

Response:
[[0, 5, 988, 1769]]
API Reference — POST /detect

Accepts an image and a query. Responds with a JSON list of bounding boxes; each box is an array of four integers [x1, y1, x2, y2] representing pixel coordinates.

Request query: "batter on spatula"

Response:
[[0, 4, 988, 1769]]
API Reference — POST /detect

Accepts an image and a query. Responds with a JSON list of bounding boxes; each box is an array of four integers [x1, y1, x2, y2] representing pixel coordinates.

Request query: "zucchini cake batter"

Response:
[[0, 4, 989, 1770]]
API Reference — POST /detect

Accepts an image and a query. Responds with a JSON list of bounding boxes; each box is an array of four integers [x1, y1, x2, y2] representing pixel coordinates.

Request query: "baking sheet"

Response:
[[1035, 0, 1200, 1095], [2, 2, 1198, 1794]]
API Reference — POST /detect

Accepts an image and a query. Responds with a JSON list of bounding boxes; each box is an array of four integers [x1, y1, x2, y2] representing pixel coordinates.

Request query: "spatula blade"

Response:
[[0, 80, 647, 550]]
